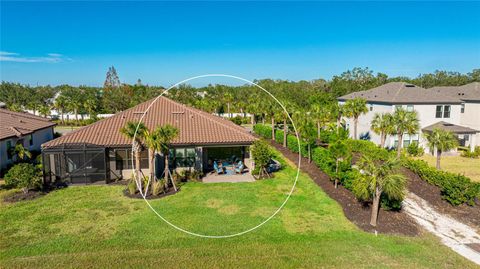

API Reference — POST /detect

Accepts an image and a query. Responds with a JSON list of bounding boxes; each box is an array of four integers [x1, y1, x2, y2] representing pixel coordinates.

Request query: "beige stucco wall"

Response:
[[460, 102, 480, 147]]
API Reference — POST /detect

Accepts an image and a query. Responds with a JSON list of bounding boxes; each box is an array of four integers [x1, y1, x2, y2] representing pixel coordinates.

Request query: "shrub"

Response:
[[127, 180, 137, 195], [346, 140, 392, 161], [251, 139, 274, 178], [229, 116, 244, 125], [461, 146, 480, 158], [253, 124, 272, 139], [403, 158, 480, 206], [4, 163, 42, 193], [406, 142, 424, 157], [152, 180, 165, 196]]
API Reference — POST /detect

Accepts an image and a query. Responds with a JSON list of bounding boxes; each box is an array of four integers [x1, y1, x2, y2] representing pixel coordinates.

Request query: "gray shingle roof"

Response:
[[422, 121, 478, 134], [338, 82, 462, 104], [429, 82, 480, 102]]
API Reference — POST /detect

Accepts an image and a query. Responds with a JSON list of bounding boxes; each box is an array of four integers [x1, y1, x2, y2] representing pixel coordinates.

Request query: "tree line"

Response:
[[1, 67, 478, 124]]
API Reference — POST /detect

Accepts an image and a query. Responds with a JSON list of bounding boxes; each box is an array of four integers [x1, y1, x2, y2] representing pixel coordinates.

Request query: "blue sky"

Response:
[[1, 1, 479, 87]]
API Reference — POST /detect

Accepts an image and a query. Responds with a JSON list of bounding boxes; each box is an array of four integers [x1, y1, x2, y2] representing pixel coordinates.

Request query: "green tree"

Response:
[[4, 163, 42, 193], [424, 128, 459, 170], [392, 108, 420, 157], [251, 139, 274, 178], [344, 98, 368, 140], [143, 124, 179, 192], [353, 156, 406, 227], [120, 121, 147, 187], [370, 113, 395, 148], [329, 136, 350, 189], [11, 143, 32, 161]]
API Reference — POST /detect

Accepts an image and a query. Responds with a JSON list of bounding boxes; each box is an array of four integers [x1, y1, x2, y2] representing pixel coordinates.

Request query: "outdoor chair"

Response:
[[234, 161, 244, 174], [214, 161, 225, 175]]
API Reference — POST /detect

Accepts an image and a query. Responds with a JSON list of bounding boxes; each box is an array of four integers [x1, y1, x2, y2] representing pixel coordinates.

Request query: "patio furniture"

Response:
[[213, 161, 225, 175], [234, 161, 245, 174]]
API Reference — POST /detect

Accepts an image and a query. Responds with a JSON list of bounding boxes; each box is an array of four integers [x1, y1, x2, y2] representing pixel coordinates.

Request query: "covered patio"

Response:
[[202, 173, 255, 183], [422, 121, 479, 153]]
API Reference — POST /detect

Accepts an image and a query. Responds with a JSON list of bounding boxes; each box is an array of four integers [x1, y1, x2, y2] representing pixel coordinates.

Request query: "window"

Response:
[[115, 149, 148, 170], [28, 135, 33, 146], [6, 140, 12, 159], [461, 103, 465, 113], [369, 105, 373, 111], [170, 148, 196, 167], [443, 105, 451, 118], [406, 105, 414, 112], [435, 105, 443, 118]]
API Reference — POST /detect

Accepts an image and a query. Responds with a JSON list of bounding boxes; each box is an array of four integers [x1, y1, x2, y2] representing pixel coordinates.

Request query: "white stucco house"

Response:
[[338, 82, 480, 153], [0, 109, 56, 174]]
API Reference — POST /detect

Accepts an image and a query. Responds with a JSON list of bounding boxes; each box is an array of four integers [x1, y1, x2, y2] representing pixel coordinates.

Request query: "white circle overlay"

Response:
[[131, 74, 301, 238]]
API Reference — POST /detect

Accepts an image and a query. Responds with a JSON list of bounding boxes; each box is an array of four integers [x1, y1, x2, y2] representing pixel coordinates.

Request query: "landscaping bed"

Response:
[[123, 187, 179, 200], [264, 138, 420, 236], [403, 167, 480, 230], [2, 190, 45, 203]]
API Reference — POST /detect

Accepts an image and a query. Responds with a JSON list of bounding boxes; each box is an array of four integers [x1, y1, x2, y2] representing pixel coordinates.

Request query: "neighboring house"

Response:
[[338, 82, 480, 153], [0, 109, 56, 174], [42, 97, 256, 185]]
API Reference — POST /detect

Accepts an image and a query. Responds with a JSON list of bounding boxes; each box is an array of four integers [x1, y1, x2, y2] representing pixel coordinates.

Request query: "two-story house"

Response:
[[0, 109, 56, 174], [338, 82, 479, 153]]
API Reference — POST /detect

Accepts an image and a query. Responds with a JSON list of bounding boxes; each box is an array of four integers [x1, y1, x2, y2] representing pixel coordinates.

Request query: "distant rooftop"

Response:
[[0, 109, 56, 140], [429, 82, 480, 102], [338, 82, 466, 104], [422, 121, 478, 134]]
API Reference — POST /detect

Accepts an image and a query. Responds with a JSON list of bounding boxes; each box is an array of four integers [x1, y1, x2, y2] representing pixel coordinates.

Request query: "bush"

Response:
[[253, 124, 272, 139], [346, 140, 392, 161], [461, 146, 480, 158], [127, 180, 137, 195], [229, 116, 246, 125], [406, 142, 424, 157], [251, 139, 274, 178], [4, 163, 42, 193], [403, 158, 480, 206], [152, 180, 165, 196]]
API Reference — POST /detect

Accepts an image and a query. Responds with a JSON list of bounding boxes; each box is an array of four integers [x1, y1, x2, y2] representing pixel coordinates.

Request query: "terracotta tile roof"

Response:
[[429, 82, 480, 102], [42, 97, 256, 149], [422, 121, 478, 134], [0, 109, 56, 140], [338, 82, 462, 104]]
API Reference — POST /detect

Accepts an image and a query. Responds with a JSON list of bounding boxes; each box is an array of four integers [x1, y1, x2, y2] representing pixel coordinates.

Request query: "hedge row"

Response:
[[403, 158, 480, 206], [345, 140, 393, 160], [253, 124, 308, 157]]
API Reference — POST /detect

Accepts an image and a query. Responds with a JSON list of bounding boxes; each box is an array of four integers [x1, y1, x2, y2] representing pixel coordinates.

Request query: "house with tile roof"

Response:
[[41, 96, 256, 184], [338, 82, 480, 153], [0, 109, 56, 174]]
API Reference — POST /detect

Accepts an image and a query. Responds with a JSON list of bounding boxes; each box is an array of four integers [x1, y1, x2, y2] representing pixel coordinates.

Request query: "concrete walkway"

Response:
[[403, 192, 480, 265], [202, 173, 255, 183]]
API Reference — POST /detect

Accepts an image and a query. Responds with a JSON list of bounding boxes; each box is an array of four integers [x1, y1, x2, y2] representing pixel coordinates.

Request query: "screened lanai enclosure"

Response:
[[43, 144, 110, 185]]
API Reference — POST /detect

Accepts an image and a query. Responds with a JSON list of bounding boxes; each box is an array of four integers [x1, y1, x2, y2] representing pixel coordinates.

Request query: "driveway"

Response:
[[403, 192, 480, 265]]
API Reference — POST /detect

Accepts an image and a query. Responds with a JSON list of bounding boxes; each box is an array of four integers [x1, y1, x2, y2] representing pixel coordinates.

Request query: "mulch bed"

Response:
[[3, 190, 45, 203], [123, 187, 179, 200], [403, 167, 480, 230], [265, 139, 420, 236]]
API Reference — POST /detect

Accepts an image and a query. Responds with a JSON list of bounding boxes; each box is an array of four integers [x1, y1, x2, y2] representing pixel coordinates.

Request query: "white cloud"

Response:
[[0, 51, 71, 63]]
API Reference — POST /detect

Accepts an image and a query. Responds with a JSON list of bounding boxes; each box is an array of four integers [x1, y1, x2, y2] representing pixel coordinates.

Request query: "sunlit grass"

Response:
[[416, 154, 480, 182], [0, 149, 476, 268]]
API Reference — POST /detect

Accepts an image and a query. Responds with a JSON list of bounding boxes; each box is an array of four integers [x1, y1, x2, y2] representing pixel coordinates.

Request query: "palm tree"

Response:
[[39, 105, 51, 118], [344, 98, 368, 139], [224, 92, 234, 118], [12, 143, 32, 161], [370, 113, 395, 148], [120, 121, 147, 186], [392, 108, 420, 157], [354, 156, 406, 227], [424, 128, 459, 170], [329, 137, 349, 188], [143, 125, 179, 192], [54, 95, 67, 124]]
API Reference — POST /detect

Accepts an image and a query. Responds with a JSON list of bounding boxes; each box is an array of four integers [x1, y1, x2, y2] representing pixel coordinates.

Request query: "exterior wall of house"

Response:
[[340, 101, 465, 151], [0, 127, 54, 173], [460, 102, 480, 147]]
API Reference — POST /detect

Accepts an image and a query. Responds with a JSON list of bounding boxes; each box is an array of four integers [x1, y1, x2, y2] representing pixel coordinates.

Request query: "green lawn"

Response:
[[0, 152, 476, 268], [416, 154, 480, 182]]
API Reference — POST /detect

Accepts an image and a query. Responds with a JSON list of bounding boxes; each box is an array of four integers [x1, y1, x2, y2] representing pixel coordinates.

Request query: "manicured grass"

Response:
[[0, 151, 476, 268], [416, 154, 480, 182]]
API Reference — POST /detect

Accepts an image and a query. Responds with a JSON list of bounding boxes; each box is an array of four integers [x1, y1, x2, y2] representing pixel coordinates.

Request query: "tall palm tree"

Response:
[[224, 92, 234, 118], [143, 125, 180, 191], [392, 108, 420, 157], [354, 156, 406, 227], [120, 121, 147, 186], [424, 128, 458, 170], [370, 113, 395, 148], [344, 98, 368, 139]]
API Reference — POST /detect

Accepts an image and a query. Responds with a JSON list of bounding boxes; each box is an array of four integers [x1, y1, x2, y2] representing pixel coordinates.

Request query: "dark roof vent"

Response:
[[405, 84, 415, 88], [444, 123, 454, 126]]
